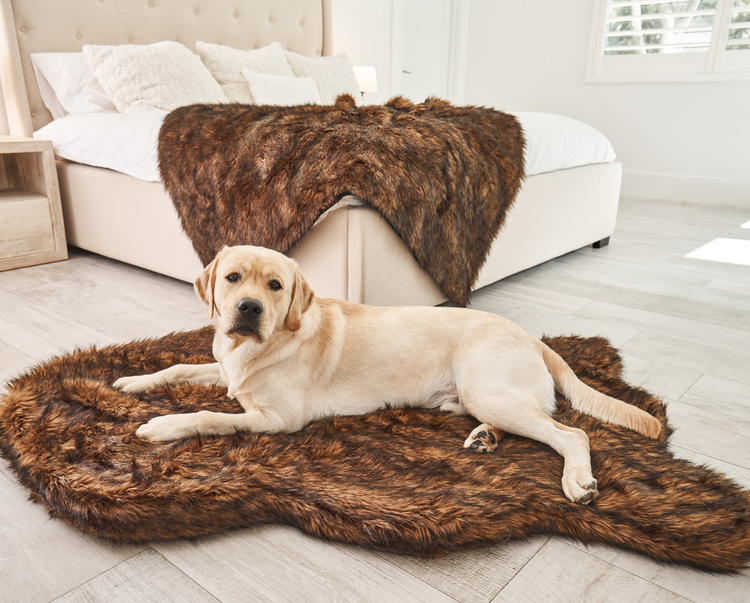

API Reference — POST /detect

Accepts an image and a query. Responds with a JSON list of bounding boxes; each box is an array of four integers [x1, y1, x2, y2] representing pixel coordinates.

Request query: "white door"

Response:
[[397, 0, 453, 102]]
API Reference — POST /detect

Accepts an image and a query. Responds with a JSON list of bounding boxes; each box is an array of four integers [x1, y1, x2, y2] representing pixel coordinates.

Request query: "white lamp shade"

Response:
[[353, 66, 378, 93]]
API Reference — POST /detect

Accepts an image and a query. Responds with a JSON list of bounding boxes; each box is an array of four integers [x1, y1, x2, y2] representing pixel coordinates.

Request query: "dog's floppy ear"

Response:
[[194, 255, 221, 319], [285, 264, 314, 332]]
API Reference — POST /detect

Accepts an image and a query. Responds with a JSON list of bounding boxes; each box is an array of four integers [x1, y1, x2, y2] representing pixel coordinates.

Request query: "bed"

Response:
[[0, 0, 621, 307]]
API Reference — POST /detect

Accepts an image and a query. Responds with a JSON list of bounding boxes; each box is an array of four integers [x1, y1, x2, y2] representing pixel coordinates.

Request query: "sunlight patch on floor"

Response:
[[742, 220, 750, 229], [685, 238, 750, 266]]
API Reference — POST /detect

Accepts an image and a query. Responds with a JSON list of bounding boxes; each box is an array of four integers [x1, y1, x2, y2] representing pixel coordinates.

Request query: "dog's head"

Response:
[[194, 246, 315, 343]]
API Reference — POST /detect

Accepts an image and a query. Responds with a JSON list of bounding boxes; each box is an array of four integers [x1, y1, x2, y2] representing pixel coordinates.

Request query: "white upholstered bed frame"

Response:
[[0, 0, 621, 306]]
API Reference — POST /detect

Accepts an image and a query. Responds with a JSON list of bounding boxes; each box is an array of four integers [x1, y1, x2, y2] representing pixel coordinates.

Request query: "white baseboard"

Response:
[[621, 171, 750, 209]]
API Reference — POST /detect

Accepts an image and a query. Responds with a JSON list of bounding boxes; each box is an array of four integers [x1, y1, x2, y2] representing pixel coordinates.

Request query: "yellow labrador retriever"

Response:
[[115, 245, 661, 504]]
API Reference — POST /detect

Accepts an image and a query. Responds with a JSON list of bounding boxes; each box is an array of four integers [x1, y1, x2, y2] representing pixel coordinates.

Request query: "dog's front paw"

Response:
[[562, 466, 599, 505], [463, 423, 504, 452], [114, 375, 157, 394], [136, 414, 195, 441]]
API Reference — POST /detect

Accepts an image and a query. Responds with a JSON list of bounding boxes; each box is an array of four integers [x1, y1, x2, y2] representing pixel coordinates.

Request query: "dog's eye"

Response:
[[226, 273, 240, 283], [269, 279, 282, 291]]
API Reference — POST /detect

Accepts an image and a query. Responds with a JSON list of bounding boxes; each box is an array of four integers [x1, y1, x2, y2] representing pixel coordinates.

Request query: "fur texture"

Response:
[[158, 95, 526, 307], [1, 328, 749, 571]]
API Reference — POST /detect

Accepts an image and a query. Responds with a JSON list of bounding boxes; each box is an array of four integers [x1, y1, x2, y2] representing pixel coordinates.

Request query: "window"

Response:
[[587, 0, 750, 81]]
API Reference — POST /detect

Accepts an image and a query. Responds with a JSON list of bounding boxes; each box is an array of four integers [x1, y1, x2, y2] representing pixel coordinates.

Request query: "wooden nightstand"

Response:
[[0, 136, 67, 271]]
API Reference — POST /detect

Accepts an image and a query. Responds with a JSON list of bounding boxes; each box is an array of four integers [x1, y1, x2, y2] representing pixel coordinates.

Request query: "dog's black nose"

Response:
[[236, 297, 263, 317]]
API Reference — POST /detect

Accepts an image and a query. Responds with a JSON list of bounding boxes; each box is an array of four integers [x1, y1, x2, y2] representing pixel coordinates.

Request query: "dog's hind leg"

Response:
[[466, 394, 598, 504], [457, 336, 598, 504]]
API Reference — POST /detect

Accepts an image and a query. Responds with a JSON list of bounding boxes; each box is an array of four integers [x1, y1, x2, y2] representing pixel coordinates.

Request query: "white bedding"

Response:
[[33, 109, 616, 183], [514, 111, 616, 176], [34, 111, 165, 181]]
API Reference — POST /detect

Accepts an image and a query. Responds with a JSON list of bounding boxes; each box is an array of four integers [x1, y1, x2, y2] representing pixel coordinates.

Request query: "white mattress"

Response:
[[33, 109, 616, 182]]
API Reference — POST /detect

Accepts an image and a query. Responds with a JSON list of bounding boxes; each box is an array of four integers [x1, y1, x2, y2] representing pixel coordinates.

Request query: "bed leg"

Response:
[[593, 237, 610, 249]]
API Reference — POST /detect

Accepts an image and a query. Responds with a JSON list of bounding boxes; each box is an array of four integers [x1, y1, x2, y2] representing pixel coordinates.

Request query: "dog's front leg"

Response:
[[136, 402, 287, 442], [114, 363, 225, 393]]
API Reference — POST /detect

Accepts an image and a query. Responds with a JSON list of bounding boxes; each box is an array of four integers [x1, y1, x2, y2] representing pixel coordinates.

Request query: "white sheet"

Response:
[[33, 110, 616, 184]]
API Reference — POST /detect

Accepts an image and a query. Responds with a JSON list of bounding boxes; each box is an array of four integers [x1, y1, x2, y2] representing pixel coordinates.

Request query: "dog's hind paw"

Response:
[[463, 424, 504, 452]]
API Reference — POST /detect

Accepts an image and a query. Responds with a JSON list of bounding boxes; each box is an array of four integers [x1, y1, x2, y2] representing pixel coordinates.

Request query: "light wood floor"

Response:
[[1, 197, 748, 603]]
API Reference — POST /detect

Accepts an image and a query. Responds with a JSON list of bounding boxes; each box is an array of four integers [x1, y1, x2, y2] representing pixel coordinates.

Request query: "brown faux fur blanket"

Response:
[[159, 96, 525, 306], [1, 328, 749, 571]]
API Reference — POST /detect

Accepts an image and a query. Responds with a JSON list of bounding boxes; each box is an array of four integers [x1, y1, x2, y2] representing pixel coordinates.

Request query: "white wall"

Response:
[[463, 0, 750, 208]]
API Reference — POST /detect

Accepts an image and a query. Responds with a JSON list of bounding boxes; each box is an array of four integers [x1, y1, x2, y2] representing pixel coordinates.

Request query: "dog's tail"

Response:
[[537, 340, 661, 439]]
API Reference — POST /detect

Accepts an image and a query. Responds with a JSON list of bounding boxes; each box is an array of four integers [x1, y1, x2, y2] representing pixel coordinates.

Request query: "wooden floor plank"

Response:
[[52, 549, 220, 603], [666, 400, 750, 470], [0, 305, 116, 360], [65, 256, 206, 320], [0, 470, 146, 603], [679, 374, 750, 423], [694, 275, 750, 316], [492, 539, 692, 603], [0, 287, 33, 313], [0, 338, 34, 394], [472, 281, 593, 314], [153, 525, 459, 603], [545, 276, 750, 331], [666, 255, 750, 280], [619, 353, 701, 401], [574, 300, 750, 355], [559, 537, 750, 603], [374, 537, 548, 603], [13, 280, 197, 343], [620, 332, 750, 387], [705, 275, 750, 295], [469, 296, 639, 348]]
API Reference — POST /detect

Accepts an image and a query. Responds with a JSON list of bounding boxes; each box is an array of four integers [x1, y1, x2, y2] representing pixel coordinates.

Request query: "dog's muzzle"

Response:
[[228, 297, 264, 339]]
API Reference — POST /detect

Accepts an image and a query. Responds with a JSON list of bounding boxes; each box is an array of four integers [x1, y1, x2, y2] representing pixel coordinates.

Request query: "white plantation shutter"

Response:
[[726, 0, 750, 50], [603, 0, 717, 55], [588, 0, 750, 80]]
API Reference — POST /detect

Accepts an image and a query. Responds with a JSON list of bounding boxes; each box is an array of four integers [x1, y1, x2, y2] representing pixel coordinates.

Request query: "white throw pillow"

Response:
[[31, 52, 117, 119], [196, 41, 294, 103], [241, 70, 321, 106], [83, 41, 228, 113], [284, 52, 359, 104]]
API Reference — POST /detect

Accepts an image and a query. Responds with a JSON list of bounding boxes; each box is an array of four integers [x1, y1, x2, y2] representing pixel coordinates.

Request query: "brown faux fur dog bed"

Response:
[[1, 328, 749, 571], [159, 96, 525, 307]]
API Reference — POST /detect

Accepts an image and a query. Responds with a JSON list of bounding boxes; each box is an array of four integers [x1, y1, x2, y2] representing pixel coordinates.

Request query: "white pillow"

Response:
[[83, 41, 228, 113], [196, 41, 294, 103], [241, 70, 321, 106], [31, 52, 117, 119], [511, 112, 617, 176], [33, 111, 167, 182], [284, 52, 359, 105]]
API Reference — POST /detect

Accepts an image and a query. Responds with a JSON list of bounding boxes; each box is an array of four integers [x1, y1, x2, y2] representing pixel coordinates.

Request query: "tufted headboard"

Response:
[[0, 0, 332, 136]]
